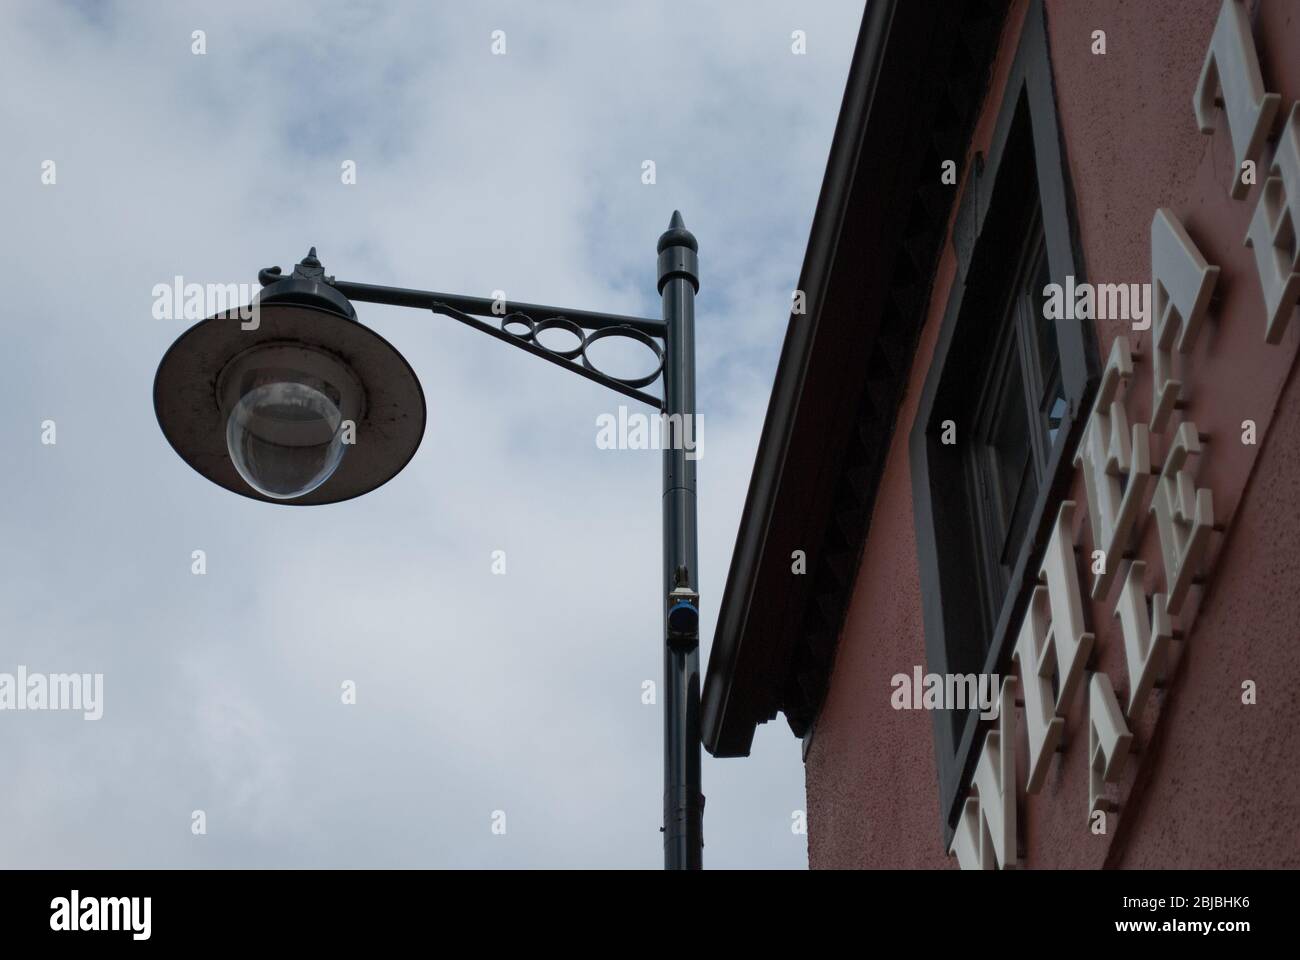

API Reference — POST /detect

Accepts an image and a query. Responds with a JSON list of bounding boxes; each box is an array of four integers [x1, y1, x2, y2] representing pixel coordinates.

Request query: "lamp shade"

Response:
[[153, 298, 425, 505]]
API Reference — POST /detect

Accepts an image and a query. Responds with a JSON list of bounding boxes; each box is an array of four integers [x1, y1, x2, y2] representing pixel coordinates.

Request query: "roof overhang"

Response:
[[702, 0, 1010, 757]]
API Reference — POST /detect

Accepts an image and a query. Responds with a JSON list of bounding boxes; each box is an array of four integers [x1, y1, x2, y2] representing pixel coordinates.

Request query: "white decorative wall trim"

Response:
[[1194, 0, 1281, 199], [1087, 672, 1133, 819], [1113, 560, 1174, 717], [1013, 586, 1063, 795], [1245, 103, 1300, 343], [1075, 337, 1151, 599], [949, 676, 1018, 869], [1150, 422, 1214, 617], [1150, 209, 1220, 432]]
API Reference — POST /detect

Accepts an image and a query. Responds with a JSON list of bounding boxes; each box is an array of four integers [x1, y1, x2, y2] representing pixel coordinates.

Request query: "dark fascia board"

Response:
[[701, 0, 905, 758], [701, 0, 899, 757]]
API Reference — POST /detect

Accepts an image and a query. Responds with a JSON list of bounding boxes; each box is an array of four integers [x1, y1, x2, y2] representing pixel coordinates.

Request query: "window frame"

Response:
[[908, 0, 1100, 849]]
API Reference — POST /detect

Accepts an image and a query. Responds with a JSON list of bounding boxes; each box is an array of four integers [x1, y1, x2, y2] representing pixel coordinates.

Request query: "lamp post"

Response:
[[657, 212, 703, 869], [152, 214, 705, 869]]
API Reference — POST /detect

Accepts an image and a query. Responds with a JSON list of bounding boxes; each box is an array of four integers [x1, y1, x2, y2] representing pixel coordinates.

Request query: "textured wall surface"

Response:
[[806, 0, 1300, 869]]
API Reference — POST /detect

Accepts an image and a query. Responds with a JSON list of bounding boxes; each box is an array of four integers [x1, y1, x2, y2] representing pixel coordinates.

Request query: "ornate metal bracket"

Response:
[[259, 252, 666, 409]]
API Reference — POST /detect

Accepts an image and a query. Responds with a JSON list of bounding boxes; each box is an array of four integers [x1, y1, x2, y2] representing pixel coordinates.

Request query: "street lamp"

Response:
[[153, 214, 705, 869]]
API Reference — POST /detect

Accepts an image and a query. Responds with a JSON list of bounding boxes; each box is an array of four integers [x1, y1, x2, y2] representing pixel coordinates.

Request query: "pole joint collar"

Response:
[[657, 246, 699, 294]]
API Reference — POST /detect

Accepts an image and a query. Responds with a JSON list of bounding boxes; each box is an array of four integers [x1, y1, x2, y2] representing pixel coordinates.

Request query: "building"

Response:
[[703, 0, 1300, 868]]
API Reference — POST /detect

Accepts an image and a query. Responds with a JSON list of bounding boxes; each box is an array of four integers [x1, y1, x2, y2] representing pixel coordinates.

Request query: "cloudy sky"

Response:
[[0, 0, 862, 868]]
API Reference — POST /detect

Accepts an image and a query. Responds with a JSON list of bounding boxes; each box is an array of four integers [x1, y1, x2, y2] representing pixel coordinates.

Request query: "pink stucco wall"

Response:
[[806, 0, 1300, 868]]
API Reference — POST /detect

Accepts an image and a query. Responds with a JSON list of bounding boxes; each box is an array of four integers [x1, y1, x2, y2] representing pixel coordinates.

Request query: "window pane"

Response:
[[1001, 455, 1038, 568], [1028, 241, 1066, 453], [1031, 242, 1057, 378], [989, 357, 1032, 532]]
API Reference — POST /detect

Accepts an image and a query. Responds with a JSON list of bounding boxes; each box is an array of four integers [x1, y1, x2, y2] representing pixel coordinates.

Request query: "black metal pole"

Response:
[[658, 211, 703, 870]]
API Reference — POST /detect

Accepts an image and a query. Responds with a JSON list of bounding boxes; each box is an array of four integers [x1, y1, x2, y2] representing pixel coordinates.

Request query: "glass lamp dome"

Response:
[[216, 343, 364, 501], [226, 378, 347, 499]]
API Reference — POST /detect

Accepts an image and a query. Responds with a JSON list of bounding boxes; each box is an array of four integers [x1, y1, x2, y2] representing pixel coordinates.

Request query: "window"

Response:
[[963, 212, 1065, 655], [908, 0, 1099, 850]]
